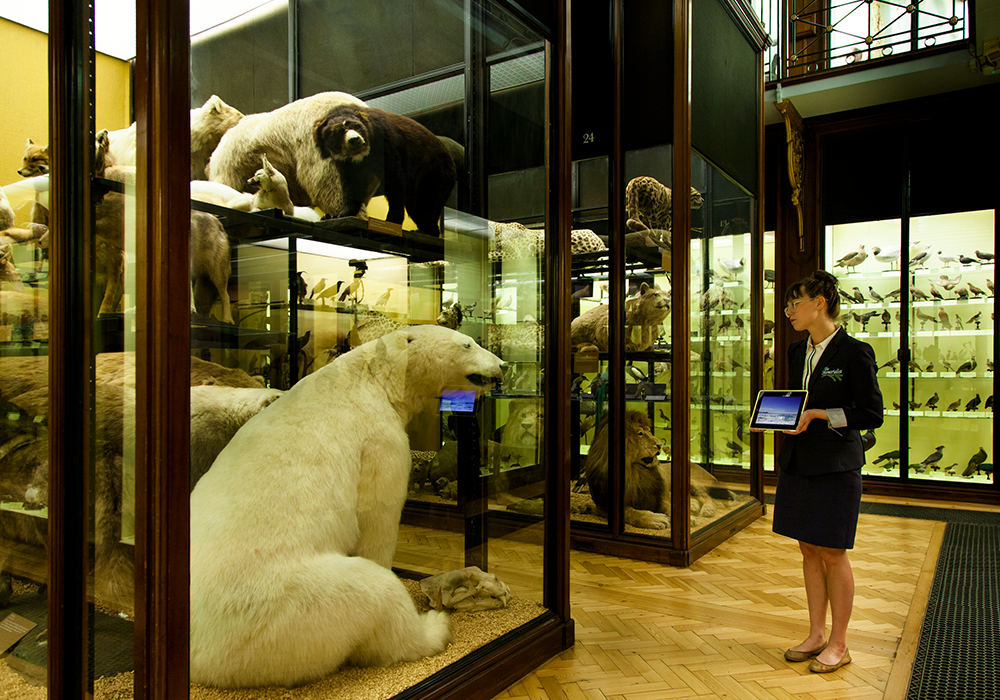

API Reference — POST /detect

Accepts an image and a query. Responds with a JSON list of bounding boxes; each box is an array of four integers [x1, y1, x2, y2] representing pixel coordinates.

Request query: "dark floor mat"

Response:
[[2, 589, 133, 680], [907, 523, 1000, 700]]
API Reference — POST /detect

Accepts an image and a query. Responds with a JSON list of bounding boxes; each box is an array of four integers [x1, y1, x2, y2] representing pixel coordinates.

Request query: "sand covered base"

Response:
[[1, 580, 545, 700]]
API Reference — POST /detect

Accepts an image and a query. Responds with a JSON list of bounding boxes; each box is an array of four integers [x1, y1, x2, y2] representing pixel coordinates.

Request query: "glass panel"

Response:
[[0, 10, 51, 689], [905, 211, 994, 483], [826, 219, 903, 477], [689, 153, 758, 534], [763, 229, 776, 472], [827, 211, 995, 486], [92, 4, 139, 688], [188, 0, 548, 690]]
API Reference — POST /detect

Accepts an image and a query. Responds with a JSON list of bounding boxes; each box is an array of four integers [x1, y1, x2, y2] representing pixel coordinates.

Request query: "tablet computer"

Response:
[[750, 390, 809, 430]]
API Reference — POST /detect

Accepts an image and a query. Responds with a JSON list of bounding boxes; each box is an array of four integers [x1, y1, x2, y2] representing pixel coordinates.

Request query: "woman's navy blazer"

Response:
[[777, 326, 884, 475]]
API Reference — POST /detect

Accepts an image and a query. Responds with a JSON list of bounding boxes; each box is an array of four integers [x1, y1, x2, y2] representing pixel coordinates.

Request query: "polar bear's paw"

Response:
[[420, 609, 453, 656]]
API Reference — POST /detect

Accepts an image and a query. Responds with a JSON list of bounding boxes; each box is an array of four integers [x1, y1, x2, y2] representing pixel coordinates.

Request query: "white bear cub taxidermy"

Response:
[[189, 325, 504, 688]]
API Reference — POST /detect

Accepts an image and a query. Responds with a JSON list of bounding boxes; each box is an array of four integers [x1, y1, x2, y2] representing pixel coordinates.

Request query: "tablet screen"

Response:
[[750, 390, 808, 430], [440, 389, 478, 414]]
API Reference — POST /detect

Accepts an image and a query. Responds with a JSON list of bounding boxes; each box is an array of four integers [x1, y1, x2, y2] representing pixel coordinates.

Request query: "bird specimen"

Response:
[[764, 268, 775, 287], [963, 447, 988, 477], [985, 395, 994, 411], [834, 245, 867, 270], [955, 357, 977, 374], [717, 257, 746, 278], [885, 288, 902, 301], [296, 272, 308, 303], [716, 315, 732, 334], [924, 392, 939, 410], [988, 279, 995, 296], [964, 394, 981, 411], [943, 463, 958, 475], [851, 286, 866, 303], [937, 250, 960, 267], [954, 285, 969, 300], [988, 359, 995, 372], [938, 307, 951, 329], [958, 254, 977, 265], [373, 288, 393, 309], [878, 357, 899, 371], [937, 274, 962, 290], [839, 289, 857, 304], [927, 282, 944, 301], [872, 449, 900, 465], [881, 309, 892, 328], [907, 359, 924, 373], [966, 311, 982, 325], [868, 286, 885, 303], [910, 285, 929, 301], [918, 445, 945, 471], [309, 277, 328, 299], [914, 308, 937, 326], [626, 363, 648, 382], [975, 250, 994, 261], [726, 441, 744, 458], [854, 310, 879, 328], [871, 245, 901, 268], [946, 398, 962, 411], [909, 249, 931, 268], [953, 314, 964, 330], [339, 275, 363, 302], [314, 280, 343, 305], [967, 282, 986, 297]]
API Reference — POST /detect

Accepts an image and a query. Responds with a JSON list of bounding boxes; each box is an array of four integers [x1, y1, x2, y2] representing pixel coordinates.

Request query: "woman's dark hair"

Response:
[[784, 269, 840, 320]]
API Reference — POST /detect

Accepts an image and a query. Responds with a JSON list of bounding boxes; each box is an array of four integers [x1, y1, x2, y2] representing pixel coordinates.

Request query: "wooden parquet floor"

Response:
[[489, 504, 947, 700]]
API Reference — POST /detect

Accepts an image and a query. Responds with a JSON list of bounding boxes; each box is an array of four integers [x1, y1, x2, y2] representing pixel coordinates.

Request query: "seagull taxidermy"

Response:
[[834, 245, 867, 270]]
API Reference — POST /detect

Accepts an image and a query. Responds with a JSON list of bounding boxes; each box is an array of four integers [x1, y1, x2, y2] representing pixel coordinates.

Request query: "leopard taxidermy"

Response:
[[488, 221, 607, 261], [624, 176, 704, 245]]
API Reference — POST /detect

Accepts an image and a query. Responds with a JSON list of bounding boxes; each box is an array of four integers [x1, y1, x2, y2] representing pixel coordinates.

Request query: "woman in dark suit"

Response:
[[774, 270, 883, 673]]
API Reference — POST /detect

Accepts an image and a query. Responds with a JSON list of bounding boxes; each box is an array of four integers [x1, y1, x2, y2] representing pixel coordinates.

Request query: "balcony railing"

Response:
[[752, 0, 970, 83]]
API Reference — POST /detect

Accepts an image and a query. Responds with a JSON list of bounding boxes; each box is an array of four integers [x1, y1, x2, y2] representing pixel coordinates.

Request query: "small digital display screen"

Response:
[[750, 391, 808, 430], [440, 390, 477, 414]]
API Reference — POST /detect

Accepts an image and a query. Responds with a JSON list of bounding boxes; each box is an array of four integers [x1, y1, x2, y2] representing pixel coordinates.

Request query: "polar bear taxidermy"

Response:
[[189, 325, 503, 688]]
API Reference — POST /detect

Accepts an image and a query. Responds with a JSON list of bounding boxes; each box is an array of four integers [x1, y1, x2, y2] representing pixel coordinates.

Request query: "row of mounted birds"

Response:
[[836, 274, 994, 305], [889, 391, 993, 413], [833, 243, 995, 271], [844, 307, 990, 332], [870, 445, 991, 478]]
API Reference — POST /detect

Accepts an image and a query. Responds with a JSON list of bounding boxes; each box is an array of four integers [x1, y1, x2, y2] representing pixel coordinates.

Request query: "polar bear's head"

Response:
[[353, 325, 502, 417], [404, 323, 501, 388]]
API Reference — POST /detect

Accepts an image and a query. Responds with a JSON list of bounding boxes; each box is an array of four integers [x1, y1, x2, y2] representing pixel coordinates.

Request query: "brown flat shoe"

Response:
[[784, 642, 828, 662], [809, 649, 851, 673]]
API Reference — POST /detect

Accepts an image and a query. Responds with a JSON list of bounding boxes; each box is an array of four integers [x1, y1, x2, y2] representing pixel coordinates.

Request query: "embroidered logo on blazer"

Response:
[[820, 367, 844, 382]]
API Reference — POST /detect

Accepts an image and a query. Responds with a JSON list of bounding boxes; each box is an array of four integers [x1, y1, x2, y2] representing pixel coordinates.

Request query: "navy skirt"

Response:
[[772, 466, 863, 549]]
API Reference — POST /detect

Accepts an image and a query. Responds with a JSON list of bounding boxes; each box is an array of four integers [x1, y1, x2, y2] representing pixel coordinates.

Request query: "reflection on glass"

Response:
[[687, 154, 757, 534], [186, 0, 548, 690], [0, 11, 52, 688]]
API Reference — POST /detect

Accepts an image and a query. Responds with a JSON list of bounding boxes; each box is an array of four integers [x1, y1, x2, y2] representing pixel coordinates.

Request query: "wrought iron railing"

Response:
[[751, 0, 969, 82]]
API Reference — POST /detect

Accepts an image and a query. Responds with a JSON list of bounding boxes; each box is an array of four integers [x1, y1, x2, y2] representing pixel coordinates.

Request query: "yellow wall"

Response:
[[1, 18, 132, 221]]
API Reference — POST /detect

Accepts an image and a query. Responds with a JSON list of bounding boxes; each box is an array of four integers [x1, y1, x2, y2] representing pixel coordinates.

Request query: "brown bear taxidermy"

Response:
[[313, 105, 457, 236]]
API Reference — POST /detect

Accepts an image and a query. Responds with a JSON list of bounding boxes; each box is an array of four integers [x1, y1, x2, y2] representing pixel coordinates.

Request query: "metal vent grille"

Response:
[[907, 523, 1000, 700]]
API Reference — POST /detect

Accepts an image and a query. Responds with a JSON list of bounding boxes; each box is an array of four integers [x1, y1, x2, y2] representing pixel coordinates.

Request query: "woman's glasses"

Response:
[[784, 297, 814, 317]]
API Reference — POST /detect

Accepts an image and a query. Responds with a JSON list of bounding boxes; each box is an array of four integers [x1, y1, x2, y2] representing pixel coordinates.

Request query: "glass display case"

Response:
[[563, 0, 768, 566], [826, 210, 995, 488], [0, 0, 572, 695]]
